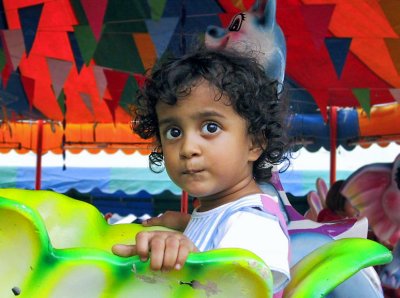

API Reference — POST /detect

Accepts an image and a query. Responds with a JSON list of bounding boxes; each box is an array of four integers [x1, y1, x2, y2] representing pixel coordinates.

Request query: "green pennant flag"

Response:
[[94, 27, 144, 73], [120, 75, 139, 112], [73, 25, 98, 66], [148, 0, 167, 21], [70, 0, 89, 25], [57, 89, 66, 116], [352, 88, 371, 117], [0, 48, 6, 72]]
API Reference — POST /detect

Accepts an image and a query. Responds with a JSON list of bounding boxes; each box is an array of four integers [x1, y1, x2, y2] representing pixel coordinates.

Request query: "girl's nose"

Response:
[[179, 134, 201, 159]]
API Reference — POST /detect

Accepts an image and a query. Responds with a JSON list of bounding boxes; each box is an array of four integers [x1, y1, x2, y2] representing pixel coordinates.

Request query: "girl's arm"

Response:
[[142, 211, 191, 232]]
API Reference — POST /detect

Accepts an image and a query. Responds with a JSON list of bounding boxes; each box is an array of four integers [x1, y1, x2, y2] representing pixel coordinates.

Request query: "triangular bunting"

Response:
[[385, 38, 400, 75], [73, 25, 97, 65], [0, 0, 7, 29], [46, 58, 73, 98], [80, 0, 107, 41], [0, 87, 18, 105], [18, 3, 44, 55], [103, 69, 129, 122], [352, 88, 371, 117], [148, 0, 167, 21], [145, 17, 179, 57], [92, 65, 107, 98], [80, 92, 94, 116], [309, 89, 329, 121], [0, 48, 6, 72], [104, 97, 119, 122], [325, 37, 352, 79], [0, 62, 13, 87], [389, 88, 400, 103], [3, 72, 40, 119], [133, 73, 146, 88], [103, 68, 129, 102], [20, 74, 35, 109], [57, 89, 66, 116], [120, 75, 139, 111], [1, 29, 25, 70], [94, 27, 145, 73], [380, 0, 400, 35], [67, 31, 84, 73], [103, 87, 112, 100], [132, 33, 157, 70], [70, 0, 89, 25], [300, 4, 335, 49]]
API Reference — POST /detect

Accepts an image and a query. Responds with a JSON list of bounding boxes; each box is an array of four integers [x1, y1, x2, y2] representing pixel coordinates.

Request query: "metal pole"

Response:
[[329, 106, 337, 186], [35, 120, 44, 190], [180, 190, 188, 213]]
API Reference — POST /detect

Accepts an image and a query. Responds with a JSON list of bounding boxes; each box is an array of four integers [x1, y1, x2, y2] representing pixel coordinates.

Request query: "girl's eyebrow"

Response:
[[158, 117, 176, 127], [158, 110, 226, 127], [197, 110, 226, 118]]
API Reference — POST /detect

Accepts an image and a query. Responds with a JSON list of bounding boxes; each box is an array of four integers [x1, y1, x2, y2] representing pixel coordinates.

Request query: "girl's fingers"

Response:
[[135, 232, 152, 261], [175, 239, 194, 270], [111, 244, 137, 257], [162, 236, 180, 271], [113, 231, 197, 272], [148, 235, 166, 270]]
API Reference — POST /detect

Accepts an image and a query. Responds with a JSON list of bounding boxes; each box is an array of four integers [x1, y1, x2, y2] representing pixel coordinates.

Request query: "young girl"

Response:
[[113, 48, 291, 294]]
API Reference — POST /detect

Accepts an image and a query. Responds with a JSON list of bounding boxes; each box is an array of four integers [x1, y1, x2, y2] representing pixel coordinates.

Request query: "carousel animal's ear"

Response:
[[316, 177, 328, 207], [250, 0, 261, 11], [250, 0, 277, 28], [341, 154, 400, 246], [393, 154, 400, 189]]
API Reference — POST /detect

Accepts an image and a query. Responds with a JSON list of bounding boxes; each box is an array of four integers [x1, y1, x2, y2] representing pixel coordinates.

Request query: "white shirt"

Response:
[[184, 194, 290, 293]]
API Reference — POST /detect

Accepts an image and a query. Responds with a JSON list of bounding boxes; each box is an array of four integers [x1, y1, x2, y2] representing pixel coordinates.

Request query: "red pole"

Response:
[[35, 120, 44, 190], [329, 106, 337, 186], [181, 190, 188, 214]]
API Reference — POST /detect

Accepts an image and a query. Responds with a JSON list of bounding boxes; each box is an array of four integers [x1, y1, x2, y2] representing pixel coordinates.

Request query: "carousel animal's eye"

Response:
[[229, 13, 245, 32]]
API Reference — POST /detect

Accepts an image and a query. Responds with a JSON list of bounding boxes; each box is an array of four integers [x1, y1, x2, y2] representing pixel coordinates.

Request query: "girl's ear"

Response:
[[249, 146, 263, 162], [248, 137, 264, 162]]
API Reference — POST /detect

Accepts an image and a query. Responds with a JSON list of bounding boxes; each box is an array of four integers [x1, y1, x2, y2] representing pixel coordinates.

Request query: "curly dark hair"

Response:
[[132, 47, 290, 182]]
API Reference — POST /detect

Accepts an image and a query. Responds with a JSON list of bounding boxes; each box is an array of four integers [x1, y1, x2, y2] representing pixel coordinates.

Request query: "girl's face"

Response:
[[156, 80, 262, 211]]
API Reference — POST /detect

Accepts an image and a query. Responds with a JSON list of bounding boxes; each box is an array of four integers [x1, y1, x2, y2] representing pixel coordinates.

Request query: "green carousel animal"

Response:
[[0, 189, 392, 297]]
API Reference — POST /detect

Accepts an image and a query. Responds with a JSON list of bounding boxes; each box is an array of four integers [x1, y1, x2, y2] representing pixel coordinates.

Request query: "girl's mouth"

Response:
[[183, 169, 204, 175]]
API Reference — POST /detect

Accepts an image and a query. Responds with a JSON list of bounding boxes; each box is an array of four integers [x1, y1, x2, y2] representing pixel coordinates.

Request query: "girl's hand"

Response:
[[112, 231, 197, 271], [142, 211, 191, 232]]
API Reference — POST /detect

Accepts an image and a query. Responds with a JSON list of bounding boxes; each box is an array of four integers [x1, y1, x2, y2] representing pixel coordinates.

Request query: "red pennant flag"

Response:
[[20, 75, 35, 109], [301, 4, 335, 49], [80, 0, 108, 41], [103, 69, 130, 122]]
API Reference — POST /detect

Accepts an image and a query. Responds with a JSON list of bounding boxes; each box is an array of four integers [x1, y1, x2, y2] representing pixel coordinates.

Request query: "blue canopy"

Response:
[[0, 166, 182, 195], [0, 166, 352, 197]]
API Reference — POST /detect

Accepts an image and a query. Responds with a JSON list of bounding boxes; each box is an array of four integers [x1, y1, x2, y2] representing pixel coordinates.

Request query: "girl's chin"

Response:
[[183, 189, 213, 198]]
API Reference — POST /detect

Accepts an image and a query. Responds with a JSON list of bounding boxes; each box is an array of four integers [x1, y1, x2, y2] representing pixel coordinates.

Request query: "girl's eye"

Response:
[[165, 127, 181, 139], [202, 123, 220, 134]]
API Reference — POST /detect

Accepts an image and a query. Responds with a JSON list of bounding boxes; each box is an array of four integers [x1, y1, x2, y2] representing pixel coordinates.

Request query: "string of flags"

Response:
[[0, 0, 398, 124]]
